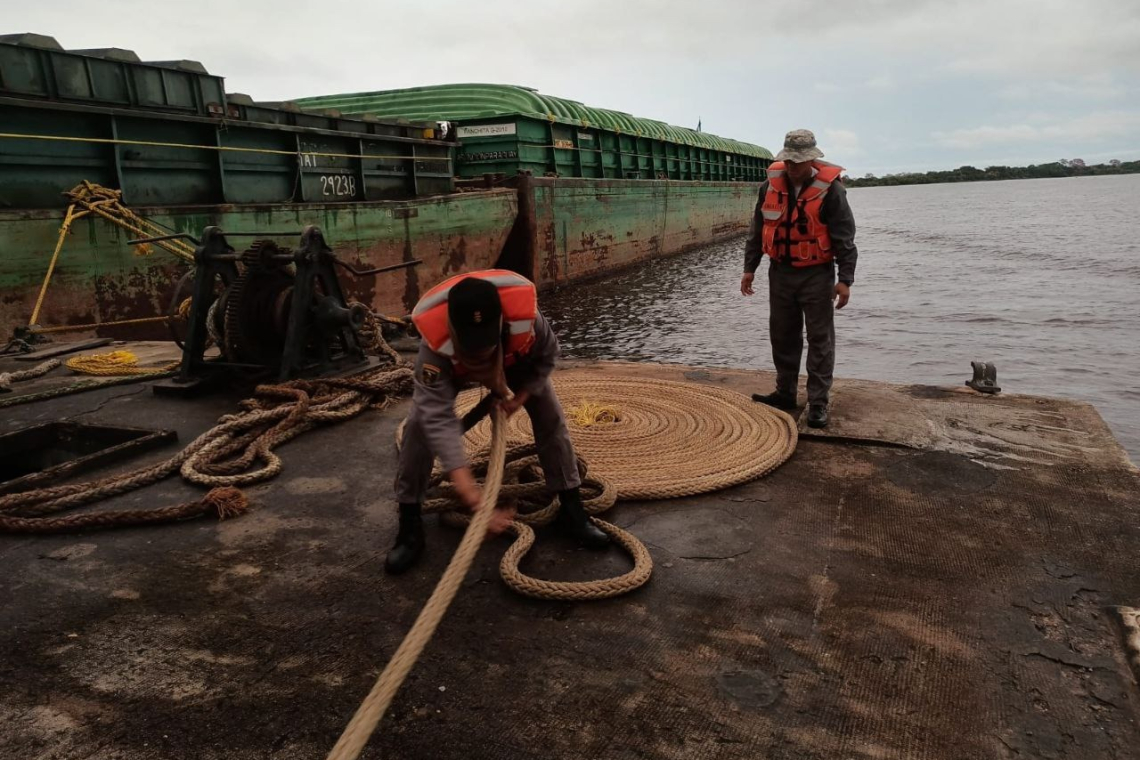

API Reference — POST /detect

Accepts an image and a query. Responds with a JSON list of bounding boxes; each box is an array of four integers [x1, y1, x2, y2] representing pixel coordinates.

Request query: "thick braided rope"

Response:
[[0, 370, 177, 410], [0, 359, 61, 392], [0, 365, 413, 530], [0, 486, 248, 533], [420, 444, 651, 601], [326, 408, 509, 760], [393, 374, 796, 601], [458, 372, 798, 499], [499, 517, 652, 601], [329, 372, 795, 754]]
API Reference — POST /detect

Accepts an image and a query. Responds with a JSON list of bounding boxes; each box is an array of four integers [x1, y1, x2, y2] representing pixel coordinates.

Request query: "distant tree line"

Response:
[[843, 158, 1140, 187]]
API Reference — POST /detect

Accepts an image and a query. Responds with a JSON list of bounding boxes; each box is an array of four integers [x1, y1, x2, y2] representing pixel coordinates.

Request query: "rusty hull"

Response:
[[0, 189, 518, 339], [526, 178, 757, 288], [0, 179, 759, 340]]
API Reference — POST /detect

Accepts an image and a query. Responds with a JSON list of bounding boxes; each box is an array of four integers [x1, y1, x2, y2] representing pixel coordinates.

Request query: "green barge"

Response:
[[0, 34, 771, 339]]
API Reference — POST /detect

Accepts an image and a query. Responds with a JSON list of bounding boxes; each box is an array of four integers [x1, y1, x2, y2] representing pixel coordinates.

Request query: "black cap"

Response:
[[447, 276, 502, 352]]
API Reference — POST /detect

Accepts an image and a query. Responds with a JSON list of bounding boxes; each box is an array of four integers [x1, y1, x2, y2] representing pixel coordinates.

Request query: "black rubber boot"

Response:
[[556, 488, 610, 550], [807, 403, 830, 429], [384, 502, 425, 574], [751, 390, 797, 410]]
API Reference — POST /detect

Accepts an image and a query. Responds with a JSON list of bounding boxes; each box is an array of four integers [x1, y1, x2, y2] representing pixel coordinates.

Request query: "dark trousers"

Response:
[[768, 262, 836, 405], [394, 375, 581, 504]]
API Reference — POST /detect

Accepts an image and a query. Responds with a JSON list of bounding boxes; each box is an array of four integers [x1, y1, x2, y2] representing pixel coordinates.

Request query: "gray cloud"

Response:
[[934, 111, 1140, 149], [4, 0, 1139, 174]]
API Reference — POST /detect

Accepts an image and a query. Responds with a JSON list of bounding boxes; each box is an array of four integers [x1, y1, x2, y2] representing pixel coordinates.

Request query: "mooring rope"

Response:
[[0, 486, 249, 533], [0, 370, 178, 411], [426, 443, 651, 601], [326, 407, 509, 760], [333, 372, 799, 758], [393, 373, 798, 601], [458, 372, 799, 499]]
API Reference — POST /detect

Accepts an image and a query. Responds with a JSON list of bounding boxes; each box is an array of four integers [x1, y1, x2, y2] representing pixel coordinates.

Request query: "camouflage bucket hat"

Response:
[[775, 129, 824, 163]]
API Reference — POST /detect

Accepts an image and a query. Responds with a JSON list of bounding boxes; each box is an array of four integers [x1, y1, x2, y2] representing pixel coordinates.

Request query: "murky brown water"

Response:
[[543, 174, 1140, 462]]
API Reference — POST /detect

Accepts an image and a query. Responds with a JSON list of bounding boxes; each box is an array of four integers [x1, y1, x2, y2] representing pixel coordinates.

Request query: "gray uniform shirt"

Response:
[[410, 311, 560, 473], [743, 178, 859, 285]]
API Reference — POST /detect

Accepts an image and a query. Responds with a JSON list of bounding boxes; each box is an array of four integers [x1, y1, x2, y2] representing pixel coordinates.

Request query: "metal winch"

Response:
[[130, 225, 413, 393]]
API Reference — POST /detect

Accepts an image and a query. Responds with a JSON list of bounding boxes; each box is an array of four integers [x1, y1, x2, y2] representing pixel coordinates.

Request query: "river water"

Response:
[[543, 174, 1140, 462]]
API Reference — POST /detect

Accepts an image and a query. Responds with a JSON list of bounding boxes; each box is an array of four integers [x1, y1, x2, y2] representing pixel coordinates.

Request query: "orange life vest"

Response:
[[760, 160, 845, 267], [410, 269, 538, 375]]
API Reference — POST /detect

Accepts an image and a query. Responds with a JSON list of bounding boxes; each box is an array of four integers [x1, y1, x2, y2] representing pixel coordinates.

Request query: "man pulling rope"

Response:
[[387, 269, 609, 574]]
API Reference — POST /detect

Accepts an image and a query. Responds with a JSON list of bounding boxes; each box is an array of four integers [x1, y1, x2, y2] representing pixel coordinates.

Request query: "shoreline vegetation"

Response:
[[843, 158, 1140, 187]]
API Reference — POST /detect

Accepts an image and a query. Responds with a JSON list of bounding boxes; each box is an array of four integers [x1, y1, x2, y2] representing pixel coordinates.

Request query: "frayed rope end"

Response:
[[204, 486, 251, 520]]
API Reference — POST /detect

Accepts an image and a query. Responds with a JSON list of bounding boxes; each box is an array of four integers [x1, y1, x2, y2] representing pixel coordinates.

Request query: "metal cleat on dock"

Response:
[[966, 360, 1001, 394]]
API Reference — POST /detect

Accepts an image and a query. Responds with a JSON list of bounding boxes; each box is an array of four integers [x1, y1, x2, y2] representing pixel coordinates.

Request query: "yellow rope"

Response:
[[25, 181, 195, 334], [0, 131, 746, 170], [568, 400, 622, 426], [65, 351, 179, 376], [33, 316, 173, 335], [0, 132, 446, 163], [66, 181, 196, 263]]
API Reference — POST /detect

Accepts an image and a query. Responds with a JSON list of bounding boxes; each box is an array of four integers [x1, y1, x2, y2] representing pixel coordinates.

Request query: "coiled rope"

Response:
[[424, 443, 651, 601], [65, 350, 180, 376], [331, 371, 798, 759], [458, 372, 799, 499], [394, 372, 797, 601]]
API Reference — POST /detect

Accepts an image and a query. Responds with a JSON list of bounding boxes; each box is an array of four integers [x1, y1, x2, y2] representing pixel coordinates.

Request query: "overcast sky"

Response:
[[7, 0, 1139, 176]]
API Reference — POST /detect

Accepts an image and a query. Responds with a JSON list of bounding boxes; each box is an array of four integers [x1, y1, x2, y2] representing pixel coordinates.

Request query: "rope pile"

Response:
[[425, 443, 651, 601], [458, 371, 799, 498], [0, 359, 61, 393], [395, 371, 798, 602], [0, 364, 413, 533], [331, 371, 798, 759], [65, 350, 180, 377]]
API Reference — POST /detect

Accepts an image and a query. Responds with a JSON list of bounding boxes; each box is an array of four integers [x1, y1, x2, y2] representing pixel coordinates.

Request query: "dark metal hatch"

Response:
[[0, 422, 176, 495]]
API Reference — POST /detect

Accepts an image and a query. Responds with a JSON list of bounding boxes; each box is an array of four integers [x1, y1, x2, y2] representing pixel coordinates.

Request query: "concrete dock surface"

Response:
[[2, 353, 1139, 759]]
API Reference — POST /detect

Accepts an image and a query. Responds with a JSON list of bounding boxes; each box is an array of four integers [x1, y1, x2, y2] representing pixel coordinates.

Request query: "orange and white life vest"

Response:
[[760, 160, 845, 267], [410, 269, 538, 373]]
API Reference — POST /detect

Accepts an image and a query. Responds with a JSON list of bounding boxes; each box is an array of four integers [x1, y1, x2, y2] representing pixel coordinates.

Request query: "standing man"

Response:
[[387, 269, 609, 574], [740, 129, 858, 428]]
